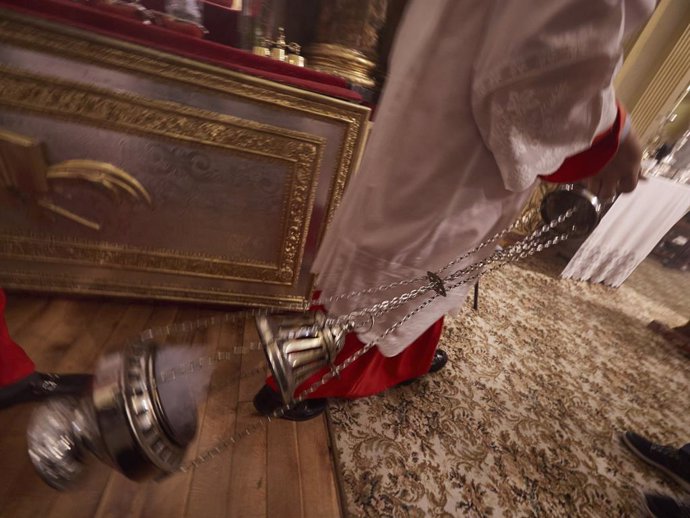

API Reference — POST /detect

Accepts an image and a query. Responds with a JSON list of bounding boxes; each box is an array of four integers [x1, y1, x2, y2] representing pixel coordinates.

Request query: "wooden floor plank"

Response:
[[184, 315, 244, 518], [227, 401, 267, 518], [138, 308, 223, 518], [0, 297, 104, 518], [0, 299, 343, 518], [50, 300, 131, 373], [299, 417, 343, 518], [237, 318, 265, 404], [224, 317, 275, 518], [2, 293, 50, 336], [9, 298, 102, 369], [267, 419, 304, 518]]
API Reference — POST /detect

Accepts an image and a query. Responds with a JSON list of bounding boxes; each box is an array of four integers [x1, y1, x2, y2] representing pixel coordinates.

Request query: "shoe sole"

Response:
[[642, 495, 658, 518], [621, 433, 690, 493], [641, 492, 656, 518]]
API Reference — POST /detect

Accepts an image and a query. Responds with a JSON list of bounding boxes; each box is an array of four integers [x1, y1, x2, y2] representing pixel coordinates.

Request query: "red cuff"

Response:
[[540, 102, 627, 184]]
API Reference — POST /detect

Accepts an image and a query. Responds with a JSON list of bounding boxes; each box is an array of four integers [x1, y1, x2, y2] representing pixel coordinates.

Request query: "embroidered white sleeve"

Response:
[[471, 0, 627, 192]]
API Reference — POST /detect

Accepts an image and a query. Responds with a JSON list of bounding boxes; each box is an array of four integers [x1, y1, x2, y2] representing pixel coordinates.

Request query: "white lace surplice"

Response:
[[562, 177, 690, 287], [313, 0, 655, 357]]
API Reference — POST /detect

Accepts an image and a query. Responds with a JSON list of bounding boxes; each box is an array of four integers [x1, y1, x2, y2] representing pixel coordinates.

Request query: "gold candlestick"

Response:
[[270, 27, 287, 61]]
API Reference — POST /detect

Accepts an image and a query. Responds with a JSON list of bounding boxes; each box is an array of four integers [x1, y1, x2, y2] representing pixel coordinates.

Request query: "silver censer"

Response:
[[27, 184, 601, 487], [27, 341, 197, 489]]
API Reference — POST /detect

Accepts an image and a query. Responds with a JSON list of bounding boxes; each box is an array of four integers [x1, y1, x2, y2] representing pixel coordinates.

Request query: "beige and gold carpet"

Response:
[[326, 252, 689, 517]]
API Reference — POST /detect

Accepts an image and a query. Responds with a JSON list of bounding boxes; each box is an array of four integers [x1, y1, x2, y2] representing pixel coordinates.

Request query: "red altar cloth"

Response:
[[0, 0, 361, 102]]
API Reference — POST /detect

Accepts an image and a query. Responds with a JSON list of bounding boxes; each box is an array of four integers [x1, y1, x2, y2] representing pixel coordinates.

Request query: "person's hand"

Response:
[[584, 127, 643, 200]]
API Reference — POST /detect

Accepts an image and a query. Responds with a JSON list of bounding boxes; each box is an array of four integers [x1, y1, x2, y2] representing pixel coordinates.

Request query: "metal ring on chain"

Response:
[[25, 184, 601, 485]]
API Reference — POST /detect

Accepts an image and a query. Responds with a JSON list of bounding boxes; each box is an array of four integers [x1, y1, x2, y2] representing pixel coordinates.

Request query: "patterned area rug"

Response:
[[326, 253, 689, 517]]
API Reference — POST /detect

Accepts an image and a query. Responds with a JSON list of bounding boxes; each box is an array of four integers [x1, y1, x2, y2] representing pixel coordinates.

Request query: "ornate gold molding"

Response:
[[0, 65, 324, 285], [0, 10, 370, 234], [0, 233, 286, 284], [47, 160, 152, 206], [0, 10, 372, 307], [0, 270, 308, 309], [307, 43, 378, 89], [1, 128, 154, 231]]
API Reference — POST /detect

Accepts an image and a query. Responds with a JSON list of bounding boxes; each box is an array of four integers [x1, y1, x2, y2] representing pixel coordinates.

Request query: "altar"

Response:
[[0, 0, 371, 310]]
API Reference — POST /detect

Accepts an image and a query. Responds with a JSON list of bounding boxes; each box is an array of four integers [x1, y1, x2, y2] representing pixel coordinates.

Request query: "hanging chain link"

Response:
[[311, 209, 539, 309], [172, 211, 575, 473], [146, 308, 272, 384], [141, 307, 270, 343], [328, 208, 575, 326], [151, 208, 562, 385], [153, 208, 570, 385]]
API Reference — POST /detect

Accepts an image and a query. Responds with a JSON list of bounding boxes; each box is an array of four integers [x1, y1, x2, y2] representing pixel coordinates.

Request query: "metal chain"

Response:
[[311, 209, 540, 308], [145, 308, 271, 384], [330, 208, 575, 325], [159, 355, 266, 384], [150, 209, 574, 385], [178, 403, 291, 473], [175, 224, 572, 472], [140, 308, 271, 343]]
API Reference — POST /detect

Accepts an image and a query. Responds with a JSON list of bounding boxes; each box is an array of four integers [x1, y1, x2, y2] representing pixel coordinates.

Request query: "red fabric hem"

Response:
[[540, 103, 626, 184], [0, 289, 36, 387], [267, 316, 444, 400]]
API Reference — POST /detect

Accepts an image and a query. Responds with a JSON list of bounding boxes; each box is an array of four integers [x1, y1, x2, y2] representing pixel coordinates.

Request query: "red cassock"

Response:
[[0, 289, 35, 388]]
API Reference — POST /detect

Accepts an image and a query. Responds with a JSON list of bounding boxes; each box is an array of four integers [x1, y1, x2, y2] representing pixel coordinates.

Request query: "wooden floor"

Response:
[[0, 293, 343, 518]]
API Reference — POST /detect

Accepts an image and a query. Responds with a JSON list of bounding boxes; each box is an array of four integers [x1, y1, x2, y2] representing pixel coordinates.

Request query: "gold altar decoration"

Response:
[[253, 27, 306, 67], [0, 9, 370, 309], [47, 160, 152, 206], [1, 127, 152, 231], [270, 26, 287, 61], [286, 43, 305, 67], [0, 127, 48, 194], [305, 0, 388, 89]]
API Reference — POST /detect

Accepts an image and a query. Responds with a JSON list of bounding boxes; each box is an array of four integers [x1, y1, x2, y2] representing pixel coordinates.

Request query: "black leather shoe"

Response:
[[0, 372, 93, 410], [428, 349, 448, 374], [253, 384, 326, 422], [644, 493, 690, 518]]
